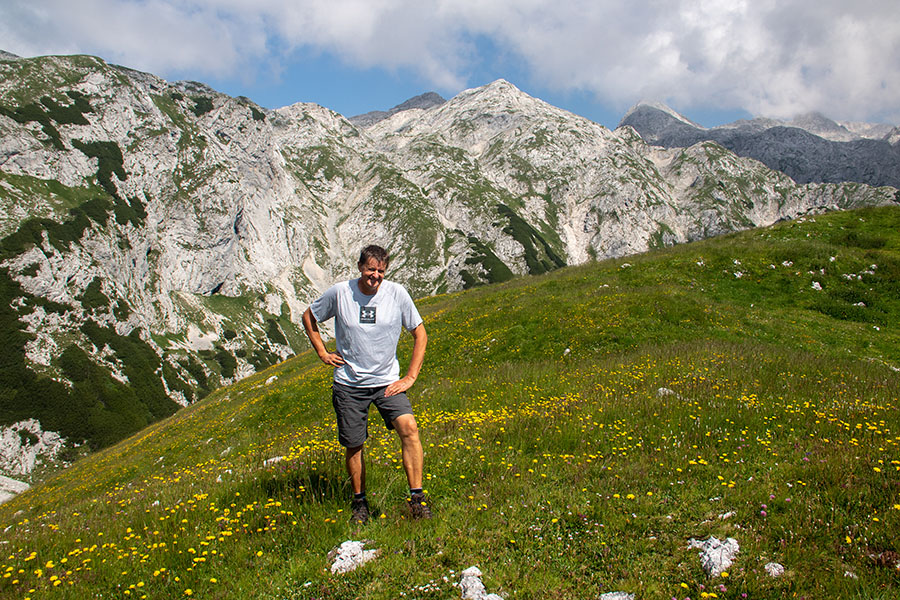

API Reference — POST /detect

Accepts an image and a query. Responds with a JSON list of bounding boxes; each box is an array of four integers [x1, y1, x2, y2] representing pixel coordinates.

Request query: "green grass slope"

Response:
[[1, 207, 898, 599]]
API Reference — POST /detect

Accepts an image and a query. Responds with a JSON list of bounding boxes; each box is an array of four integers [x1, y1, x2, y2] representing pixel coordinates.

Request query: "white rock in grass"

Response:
[[688, 536, 739, 577], [329, 540, 379, 574], [460, 567, 486, 599], [0, 475, 30, 504], [600, 593, 635, 600], [764, 562, 785, 577], [460, 566, 503, 600]]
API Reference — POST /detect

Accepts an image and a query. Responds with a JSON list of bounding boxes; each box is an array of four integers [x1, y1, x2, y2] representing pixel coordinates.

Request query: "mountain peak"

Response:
[[788, 112, 852, 139], [617, 102, 708, 146], [454, 79, 552, 112], [478, 79, 530, 98], [621, 101, 704, 130], [391, 91, 446, 113], [484, 78, 516, 90]]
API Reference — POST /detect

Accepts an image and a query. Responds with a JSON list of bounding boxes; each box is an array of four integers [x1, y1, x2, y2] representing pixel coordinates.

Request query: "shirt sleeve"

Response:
[[309, 284, 339, 323], [398, 286, 423, 331]]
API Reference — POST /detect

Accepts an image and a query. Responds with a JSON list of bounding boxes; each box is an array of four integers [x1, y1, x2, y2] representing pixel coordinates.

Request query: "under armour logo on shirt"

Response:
[[359, 306, 376, 324]]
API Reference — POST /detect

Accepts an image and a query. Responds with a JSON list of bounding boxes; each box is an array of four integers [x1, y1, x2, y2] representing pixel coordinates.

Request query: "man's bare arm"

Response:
[[301, 307, 345, 367], [385, 323, 427, 397]]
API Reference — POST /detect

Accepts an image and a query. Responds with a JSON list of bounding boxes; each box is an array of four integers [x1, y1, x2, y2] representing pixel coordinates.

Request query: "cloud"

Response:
[[0, 0, 262, 78], [442, 0, 900, 121], [2, 0, 898, 122]]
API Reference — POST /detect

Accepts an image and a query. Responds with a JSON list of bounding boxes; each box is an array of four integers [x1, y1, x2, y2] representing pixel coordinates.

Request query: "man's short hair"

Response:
[[358, 245, 390, 268]]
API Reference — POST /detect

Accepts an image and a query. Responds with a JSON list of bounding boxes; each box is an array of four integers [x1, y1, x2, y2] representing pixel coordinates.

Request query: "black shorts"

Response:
[[332, 382, 414, 448]]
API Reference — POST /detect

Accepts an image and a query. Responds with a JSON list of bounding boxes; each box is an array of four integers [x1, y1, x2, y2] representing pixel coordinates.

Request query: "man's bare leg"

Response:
[[394, 414, 431, 518], [393, 414, 423, 489], [346, 445, 366, 494], [346, 444, 370, 523]]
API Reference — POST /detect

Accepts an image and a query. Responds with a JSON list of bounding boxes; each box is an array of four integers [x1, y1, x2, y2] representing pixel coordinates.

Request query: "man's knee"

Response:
[[393, 414, 420, 441]]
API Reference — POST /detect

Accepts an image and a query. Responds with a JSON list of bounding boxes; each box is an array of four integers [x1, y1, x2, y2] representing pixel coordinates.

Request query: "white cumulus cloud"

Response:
[[1, 0, 898, 122]]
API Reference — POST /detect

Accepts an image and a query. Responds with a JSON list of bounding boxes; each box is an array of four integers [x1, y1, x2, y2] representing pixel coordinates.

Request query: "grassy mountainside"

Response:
[[0, 207, 897, 599]]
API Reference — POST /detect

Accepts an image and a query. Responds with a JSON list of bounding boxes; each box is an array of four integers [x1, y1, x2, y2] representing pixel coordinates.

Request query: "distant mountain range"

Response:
[[0, 50, 896, 479], [618, 102, 900, 187]]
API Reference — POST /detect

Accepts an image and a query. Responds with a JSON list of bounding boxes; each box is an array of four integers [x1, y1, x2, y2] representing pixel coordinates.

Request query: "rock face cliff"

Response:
[[1, 52, 897, 474], [619, 103, 900, 188]]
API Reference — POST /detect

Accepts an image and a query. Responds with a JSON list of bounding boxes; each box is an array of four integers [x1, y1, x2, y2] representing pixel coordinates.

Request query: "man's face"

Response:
[[357, 257, 386, 295]]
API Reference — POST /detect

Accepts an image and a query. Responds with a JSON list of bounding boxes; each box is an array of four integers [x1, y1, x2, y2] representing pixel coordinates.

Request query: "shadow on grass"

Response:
[[218, 455, 348, 507]]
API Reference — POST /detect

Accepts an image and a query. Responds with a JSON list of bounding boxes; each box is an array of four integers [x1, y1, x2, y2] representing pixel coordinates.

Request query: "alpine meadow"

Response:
[[1, 206, 897, 599]]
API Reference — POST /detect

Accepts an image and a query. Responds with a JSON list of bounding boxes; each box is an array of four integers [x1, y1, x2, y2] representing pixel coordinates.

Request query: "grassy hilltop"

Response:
[[1, 206, 898, 599]]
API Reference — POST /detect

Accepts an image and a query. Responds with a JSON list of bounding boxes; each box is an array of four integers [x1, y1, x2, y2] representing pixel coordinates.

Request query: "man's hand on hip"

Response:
[[319, 351, 345, 367], [385, 375, 415, 397]]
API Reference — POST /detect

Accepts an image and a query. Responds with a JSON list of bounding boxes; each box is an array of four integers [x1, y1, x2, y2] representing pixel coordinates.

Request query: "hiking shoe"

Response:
[[351, 497, 370, 524], [408, 492, 433, 520]]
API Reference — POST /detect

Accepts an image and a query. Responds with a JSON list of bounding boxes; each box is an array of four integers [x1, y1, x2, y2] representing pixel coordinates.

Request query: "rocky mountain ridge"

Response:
[[348, 92, 446, 128], [0, 52, 897, 485], [619, 103, 900, 187]]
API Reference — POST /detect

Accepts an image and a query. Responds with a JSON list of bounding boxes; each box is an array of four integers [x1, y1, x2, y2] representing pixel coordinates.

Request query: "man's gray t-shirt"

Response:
[[309, 279, 423, 387]]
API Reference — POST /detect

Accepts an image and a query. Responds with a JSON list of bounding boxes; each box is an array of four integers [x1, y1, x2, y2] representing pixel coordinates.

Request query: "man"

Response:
[[301, 245, 431, 524]]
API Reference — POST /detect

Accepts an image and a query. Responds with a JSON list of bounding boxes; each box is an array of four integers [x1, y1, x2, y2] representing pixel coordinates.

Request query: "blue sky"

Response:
[[196, 40, 691, 128], [3, 1, 898, 129], [197, 45, 753, 129]]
